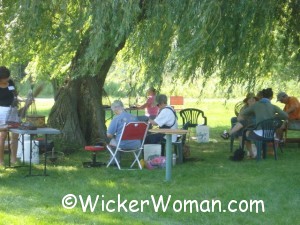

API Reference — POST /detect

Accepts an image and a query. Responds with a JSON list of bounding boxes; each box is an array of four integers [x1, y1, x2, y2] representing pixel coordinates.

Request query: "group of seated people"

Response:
[[106, 89, 178, 163], [106, 86, 300, 163], [221, 88, 300, 158]]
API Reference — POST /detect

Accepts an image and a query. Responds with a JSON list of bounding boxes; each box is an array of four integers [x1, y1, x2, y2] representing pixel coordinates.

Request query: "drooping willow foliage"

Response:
[[0, 0, 299, 91], [0, 0, 141, 82], [123, 0, 299, 92], [0, 0, 298, 144]]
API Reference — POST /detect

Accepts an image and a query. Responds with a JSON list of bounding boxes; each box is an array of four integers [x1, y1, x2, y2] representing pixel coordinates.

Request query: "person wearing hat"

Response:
[[276, 92, 300, 141], [241, 88, 288, 144], [241, 88, 288, 124], [221, 92, 258, 157], [277, 92, 300, 120], [146, 94, 178, 144], [222, 93, 257, 139], [136, 87, 159, 121]]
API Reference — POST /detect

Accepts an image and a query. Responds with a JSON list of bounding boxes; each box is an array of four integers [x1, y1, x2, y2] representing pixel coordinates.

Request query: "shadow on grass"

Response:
[[1, 125, 300, 224]]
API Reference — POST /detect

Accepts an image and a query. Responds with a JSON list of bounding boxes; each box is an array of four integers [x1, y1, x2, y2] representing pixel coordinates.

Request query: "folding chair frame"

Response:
[[106, 122, 149, 169]]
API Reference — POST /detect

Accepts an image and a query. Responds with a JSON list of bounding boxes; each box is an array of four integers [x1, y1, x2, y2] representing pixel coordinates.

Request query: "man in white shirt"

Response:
[[146, 94, 178, 143]]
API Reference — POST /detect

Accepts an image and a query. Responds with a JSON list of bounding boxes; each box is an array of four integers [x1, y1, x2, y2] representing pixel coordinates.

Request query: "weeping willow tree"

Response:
[[0, 0, 299, 146], [120, 0, 299, 94], [0, 0, 143, 145]]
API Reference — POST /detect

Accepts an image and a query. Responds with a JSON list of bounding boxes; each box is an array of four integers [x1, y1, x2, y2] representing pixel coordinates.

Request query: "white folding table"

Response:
[[9, 128, 61, 176]]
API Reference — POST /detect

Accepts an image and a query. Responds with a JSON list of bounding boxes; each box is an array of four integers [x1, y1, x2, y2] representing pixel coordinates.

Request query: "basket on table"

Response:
[[25, 115, 46, 128]]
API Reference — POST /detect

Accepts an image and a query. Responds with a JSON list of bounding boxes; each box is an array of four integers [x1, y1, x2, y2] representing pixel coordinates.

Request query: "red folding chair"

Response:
[[106, 122, 149, 169]]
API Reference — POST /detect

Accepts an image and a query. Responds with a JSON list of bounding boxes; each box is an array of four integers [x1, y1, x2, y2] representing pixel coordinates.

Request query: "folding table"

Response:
[[9, 128, 61, 176]]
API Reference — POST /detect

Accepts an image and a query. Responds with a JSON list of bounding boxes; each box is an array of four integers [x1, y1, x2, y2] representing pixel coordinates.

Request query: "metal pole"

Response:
[[165, 134, 172, 181], [44, 134, 48, 175], [29, 134, 32, 175]]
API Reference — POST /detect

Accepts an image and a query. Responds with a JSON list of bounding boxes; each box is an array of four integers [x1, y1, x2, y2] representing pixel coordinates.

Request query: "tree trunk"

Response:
[[48, 61, 115, 147], [48, 40, 124, 147], [47, 1, 147, 148]]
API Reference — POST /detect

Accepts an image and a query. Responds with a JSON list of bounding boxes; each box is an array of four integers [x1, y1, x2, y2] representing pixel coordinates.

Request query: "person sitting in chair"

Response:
[[276, 92, 300, 140], [221, 92, 258, 158], [242, 88, 288, 141], [146, 94, 178, 144], [222, 93, 258, 138], [277, 92, 300, 120], [107, 100, 141, 163]]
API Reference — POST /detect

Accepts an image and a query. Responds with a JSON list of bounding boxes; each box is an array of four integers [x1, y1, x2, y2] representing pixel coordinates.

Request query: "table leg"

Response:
[[29, 134, 33, 176], [7, 132, 11, 167], [21, 134, 25, 165], [165, 134, 172, 181], [44, 134, 48, 175]]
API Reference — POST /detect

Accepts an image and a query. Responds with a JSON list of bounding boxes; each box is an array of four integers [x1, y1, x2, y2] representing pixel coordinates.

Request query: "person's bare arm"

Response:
[[148, 119, 158, 126], [286, 105, 297, 114], [137, 102, 147, 109]]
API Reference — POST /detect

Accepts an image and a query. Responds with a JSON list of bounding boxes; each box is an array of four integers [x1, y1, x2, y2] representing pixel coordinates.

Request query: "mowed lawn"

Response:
[[0, 98, 299, 225]]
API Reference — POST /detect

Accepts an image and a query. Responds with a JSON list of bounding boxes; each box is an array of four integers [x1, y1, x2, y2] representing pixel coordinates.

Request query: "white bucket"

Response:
[[144, 144, 161, 161], [196, 125, 209, 143], [17, 134, 39, 164]]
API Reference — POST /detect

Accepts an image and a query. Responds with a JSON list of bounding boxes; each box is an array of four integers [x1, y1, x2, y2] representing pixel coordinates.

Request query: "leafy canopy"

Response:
[[0, 0, 299, 92], [122, 0, 299, 93]]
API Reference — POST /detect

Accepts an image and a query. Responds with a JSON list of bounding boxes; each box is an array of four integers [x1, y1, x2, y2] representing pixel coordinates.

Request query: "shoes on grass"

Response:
[[221, 132, 230, 140]]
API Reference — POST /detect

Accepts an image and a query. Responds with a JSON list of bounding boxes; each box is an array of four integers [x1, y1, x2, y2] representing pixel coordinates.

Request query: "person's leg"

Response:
[[137, 116, 149, 122], [145, 133, 164, 144], [238, 134, 248, 151], [246, 131, 263, 159], [243, 139, 256, 158], [0, 131, 8, 165], [10, 133, 19, 164], [149, 115, 156, 120], [221, 122, 244, 139], [229, 122, 244, 135], [275, 121, 287, 141], [238, 135, 252, 157]]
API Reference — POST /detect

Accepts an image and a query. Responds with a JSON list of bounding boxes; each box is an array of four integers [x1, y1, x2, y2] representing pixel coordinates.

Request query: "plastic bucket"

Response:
[[144, 144, 161, 161], [196, 125, 210, 143], [17, 135, 39, 164]]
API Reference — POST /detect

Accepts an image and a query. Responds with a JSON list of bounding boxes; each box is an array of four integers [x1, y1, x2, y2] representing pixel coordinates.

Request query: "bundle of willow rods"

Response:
[[18, 84, 44, 118]]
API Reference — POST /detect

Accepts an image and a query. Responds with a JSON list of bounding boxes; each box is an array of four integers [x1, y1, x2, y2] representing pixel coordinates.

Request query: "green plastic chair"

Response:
[[242, 119, 283, 161], [179, 108, 207, 128]]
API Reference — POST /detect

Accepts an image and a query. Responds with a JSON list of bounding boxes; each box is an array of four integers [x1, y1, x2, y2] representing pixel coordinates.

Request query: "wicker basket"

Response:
[[26, 115, 46, 128]]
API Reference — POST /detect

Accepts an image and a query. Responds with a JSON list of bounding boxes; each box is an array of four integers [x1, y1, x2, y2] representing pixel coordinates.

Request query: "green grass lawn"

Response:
[[0, 98, 299, 225]]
